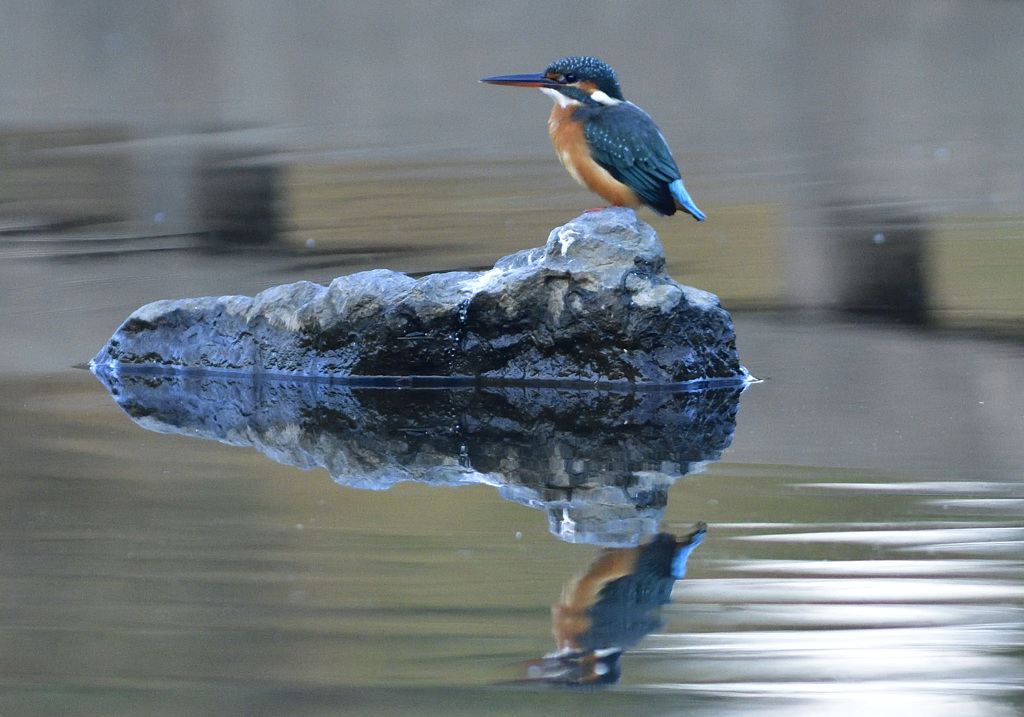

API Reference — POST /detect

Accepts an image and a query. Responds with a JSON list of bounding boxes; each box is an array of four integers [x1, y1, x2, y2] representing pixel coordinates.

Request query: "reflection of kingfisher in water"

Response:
[[481, 56, 706, 220], [517, 523, 707, 687]]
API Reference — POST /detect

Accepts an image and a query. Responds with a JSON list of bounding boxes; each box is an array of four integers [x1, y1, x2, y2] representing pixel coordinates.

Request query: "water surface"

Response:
[[3, 297, 1023, 714]]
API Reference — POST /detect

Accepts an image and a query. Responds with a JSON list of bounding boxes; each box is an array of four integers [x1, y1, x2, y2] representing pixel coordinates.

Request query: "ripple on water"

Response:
[[633, 471, 1024, 713]]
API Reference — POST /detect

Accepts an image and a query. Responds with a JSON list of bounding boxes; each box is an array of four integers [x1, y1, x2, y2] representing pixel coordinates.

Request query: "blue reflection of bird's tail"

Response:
[[671, 522, 707, 578]]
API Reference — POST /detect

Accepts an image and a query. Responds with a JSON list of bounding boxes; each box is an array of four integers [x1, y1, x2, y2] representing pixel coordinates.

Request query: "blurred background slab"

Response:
[[2, 0, 1022, 332]]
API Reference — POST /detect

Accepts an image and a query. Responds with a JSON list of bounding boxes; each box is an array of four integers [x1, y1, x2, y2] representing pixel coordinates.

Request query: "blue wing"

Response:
[[580, 102, 704, 219]]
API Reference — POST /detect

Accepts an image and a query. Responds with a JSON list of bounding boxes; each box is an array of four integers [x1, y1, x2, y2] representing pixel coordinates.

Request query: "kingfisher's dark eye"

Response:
[[562, 73, 577, 83]]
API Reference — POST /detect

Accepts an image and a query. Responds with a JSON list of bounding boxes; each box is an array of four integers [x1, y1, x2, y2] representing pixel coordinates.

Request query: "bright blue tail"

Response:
[[669, 179, 706, 221], [670, 525, 707, 579]]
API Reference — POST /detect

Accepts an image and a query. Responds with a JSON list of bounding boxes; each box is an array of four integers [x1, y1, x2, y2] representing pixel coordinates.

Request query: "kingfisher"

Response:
[[508, 524, 707, 687], [481, 56, 706, 220]]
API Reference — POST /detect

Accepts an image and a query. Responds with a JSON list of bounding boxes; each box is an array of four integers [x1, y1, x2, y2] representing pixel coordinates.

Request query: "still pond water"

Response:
[[2, 169, 1024, 717]]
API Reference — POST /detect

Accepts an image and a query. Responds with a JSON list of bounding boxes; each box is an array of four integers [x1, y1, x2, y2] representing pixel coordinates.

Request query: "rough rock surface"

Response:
[[91, 208, 745, 385]]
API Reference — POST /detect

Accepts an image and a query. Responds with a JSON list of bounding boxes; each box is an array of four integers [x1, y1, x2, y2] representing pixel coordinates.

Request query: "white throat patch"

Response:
[[539, 87, 580, 108]]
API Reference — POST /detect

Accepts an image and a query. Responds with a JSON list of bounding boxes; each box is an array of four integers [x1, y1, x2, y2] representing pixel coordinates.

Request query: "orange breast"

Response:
[[551, 546, 641, 650], [548, 105, 641, 208]]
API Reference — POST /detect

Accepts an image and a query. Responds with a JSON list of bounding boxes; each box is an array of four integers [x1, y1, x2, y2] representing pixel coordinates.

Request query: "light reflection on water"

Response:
[[638, 467, 1024, 712]]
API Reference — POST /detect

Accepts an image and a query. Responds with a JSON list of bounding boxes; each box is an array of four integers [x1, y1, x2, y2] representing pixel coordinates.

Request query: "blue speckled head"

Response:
[[544, 57, 624, 102]]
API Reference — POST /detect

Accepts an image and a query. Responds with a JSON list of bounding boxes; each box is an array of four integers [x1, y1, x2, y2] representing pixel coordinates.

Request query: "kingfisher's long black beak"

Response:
[[480, 72, 559, 88]]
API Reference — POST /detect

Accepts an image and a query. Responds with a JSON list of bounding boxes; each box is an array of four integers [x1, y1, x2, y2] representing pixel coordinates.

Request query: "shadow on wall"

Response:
[[199, 151, 281, 245], [830, 201, 930, 324]]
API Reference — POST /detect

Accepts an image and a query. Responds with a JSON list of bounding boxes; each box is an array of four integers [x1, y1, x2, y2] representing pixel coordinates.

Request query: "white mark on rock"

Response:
[[557, 228, 578, 257], [632, 284, 683, 311], [464, 266, 504, 295]]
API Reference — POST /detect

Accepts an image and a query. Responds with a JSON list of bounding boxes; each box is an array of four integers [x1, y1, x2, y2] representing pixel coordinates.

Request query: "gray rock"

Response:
[[91, 208, 746, 385]]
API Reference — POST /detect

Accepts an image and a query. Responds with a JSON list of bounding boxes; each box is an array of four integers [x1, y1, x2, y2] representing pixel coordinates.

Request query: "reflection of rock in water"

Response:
[[518, 524, 707, 687], [91, 366, 742, 546]]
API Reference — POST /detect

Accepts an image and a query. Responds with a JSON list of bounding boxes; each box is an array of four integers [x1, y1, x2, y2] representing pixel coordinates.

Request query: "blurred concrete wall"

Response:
[[5, 2, 1022, 182], [2, 1, 1024, 312]]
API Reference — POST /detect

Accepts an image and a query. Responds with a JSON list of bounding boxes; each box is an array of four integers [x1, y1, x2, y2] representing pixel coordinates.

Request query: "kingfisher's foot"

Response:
[[583, 206, 609, 213]]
